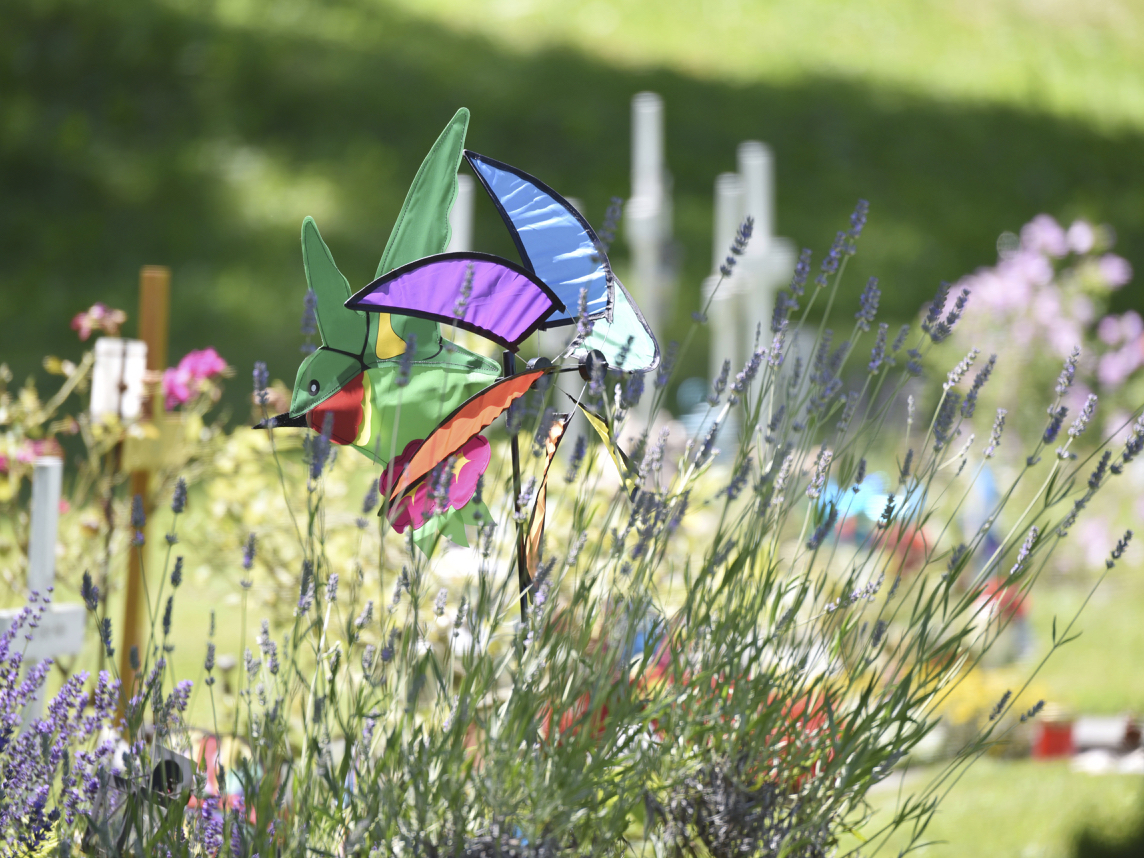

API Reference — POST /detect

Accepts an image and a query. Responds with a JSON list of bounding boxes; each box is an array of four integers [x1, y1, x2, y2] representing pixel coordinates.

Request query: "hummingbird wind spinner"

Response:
[[260, 108, 659, 602]]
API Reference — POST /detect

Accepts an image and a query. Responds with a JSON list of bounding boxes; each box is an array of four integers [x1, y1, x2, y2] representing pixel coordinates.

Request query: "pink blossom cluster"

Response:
[[1097, 310, 1144, 388], [70, 303, 127, 341], [162, 348, 228, 410], [955, 215, 1132, 362], [0, 439, 64, 474], [954, 215, 1134, 392]]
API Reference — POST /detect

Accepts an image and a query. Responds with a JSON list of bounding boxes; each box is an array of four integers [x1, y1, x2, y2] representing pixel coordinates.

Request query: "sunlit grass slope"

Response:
[[3, 0, 1143, 421]]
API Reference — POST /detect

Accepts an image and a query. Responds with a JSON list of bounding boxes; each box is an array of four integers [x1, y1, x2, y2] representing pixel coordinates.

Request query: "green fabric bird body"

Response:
[[278, 109, 499, 546]]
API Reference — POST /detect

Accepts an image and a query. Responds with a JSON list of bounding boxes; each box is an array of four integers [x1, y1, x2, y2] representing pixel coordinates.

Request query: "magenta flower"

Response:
[[379, 435, 491, 533], [70, 303, 127, 341], [162, 347, 229, 410]]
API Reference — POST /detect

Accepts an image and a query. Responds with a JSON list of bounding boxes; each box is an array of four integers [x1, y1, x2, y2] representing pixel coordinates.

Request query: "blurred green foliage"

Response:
[[3, 0, 1143, 420]]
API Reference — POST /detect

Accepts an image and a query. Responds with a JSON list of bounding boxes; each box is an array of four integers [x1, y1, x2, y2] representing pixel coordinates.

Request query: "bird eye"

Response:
[[308, 380, 320, 395]]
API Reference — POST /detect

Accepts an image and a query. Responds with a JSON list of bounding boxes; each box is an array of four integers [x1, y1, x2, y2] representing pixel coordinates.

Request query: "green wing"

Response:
[[370, 108, 471, 363]]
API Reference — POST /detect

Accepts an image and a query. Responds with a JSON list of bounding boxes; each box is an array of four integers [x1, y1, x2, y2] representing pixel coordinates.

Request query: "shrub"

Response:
[[2, 204, 1141, 857]]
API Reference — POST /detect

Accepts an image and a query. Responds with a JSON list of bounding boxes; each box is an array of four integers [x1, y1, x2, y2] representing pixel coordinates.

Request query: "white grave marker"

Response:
[[0, 457, 86, 722], [704, 144, 796, 383], [625, 91, 673, 346], [90, 337, 148, 423]]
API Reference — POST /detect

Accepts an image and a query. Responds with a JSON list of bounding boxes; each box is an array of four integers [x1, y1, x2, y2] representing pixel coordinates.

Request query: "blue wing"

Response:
[[464, 150, 613, 328]]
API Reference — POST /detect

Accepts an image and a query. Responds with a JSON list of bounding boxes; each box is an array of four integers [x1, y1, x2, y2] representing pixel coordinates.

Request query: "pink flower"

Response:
[[1124, 310, 1144, 341], [179, 347, 227, 379], [162, 367, 192, 409], [1098, 314, 1124, 345], [380, 435, 491, 533], [1067, 220, 1095, 255], [1097, 347, 1140, 389], [0, 455, 8, 473], [70, 303, 127, 341], [163, 348, 228, 410], [1021, 214, 1067, 258], [15, 439, 63, 464], [1099, 254, 1133, 289]]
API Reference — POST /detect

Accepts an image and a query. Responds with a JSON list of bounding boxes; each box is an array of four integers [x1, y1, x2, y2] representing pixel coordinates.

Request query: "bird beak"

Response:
[[253, 412, 308, 429]]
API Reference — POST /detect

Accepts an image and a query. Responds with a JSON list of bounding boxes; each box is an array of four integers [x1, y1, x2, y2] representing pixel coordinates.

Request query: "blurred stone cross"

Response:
[[625, 91, 674, 343], [0, 456, 85, 723], [704, 142, 797, 391]]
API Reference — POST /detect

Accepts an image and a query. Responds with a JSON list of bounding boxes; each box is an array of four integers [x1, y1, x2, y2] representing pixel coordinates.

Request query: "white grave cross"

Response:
[[0, 457, 86, 721], [704, 142, 796, 386], [625, 91, 673, 348]]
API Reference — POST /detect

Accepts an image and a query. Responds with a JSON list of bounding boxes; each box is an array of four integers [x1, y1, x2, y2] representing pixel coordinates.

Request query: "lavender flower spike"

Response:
[[253, 361, 269, 406], [1010, 526, 1038, 576], [1067, 394, 1098, 439], [868, 323, 888, 375], [1055, 346, 1081, 397], [984, 409, 1007, 459], [171, 476, 188, 514], [806, 448, 833, 500], [855, 277, 880, 331], [944, 348, 979, 392]]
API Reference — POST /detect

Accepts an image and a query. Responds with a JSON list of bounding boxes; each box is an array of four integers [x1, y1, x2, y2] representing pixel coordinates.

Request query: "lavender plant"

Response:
[[2, 204, 1140, 858]]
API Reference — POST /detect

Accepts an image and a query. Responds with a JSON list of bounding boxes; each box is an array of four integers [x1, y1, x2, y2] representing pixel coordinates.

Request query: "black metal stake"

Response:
[[502, 350, 531, 621]]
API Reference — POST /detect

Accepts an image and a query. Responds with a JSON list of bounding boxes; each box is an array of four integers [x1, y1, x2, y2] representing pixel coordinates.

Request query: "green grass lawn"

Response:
[[3, 0, 1143, 421], [845, 759, 1144, 858], [1030, 570, 1144, 717]]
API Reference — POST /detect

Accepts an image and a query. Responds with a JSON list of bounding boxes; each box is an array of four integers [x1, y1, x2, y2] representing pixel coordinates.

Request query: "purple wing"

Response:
[[345, 252, 564, 350]]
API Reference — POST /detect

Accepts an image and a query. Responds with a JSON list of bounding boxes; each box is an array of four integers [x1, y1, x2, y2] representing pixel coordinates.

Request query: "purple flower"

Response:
[[847, 199, 869, 253], [815, 231, 846, 288], [855, 276, 879, 331], [242, 533, 256, 571], [806, 504, 840, 550], [1107, 530, 1133, 568], [171, 477, 187, 514], [960, 354, 996, 418], [1067, 394, 1098, 439], [253, 360, 269, 406], [1055, 346, 1080, 396], [131, 494, 145, 546], [81, 571, 99, 612], [309, 413, 334, 479], [868, 323, 888, 375], [790, 248, 812, 297], [1043, 405, 1068, 445], [708, 360, 730, 406]]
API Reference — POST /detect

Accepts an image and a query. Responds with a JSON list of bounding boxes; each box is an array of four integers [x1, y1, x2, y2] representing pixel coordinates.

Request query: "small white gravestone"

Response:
[[0, 457, 86, 722], [704, 145, 796, 384], [625, 91, 673, 347], [704, 172, 747, 388], [90, 337, 148, 423], [736, 141, 796, 350]]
